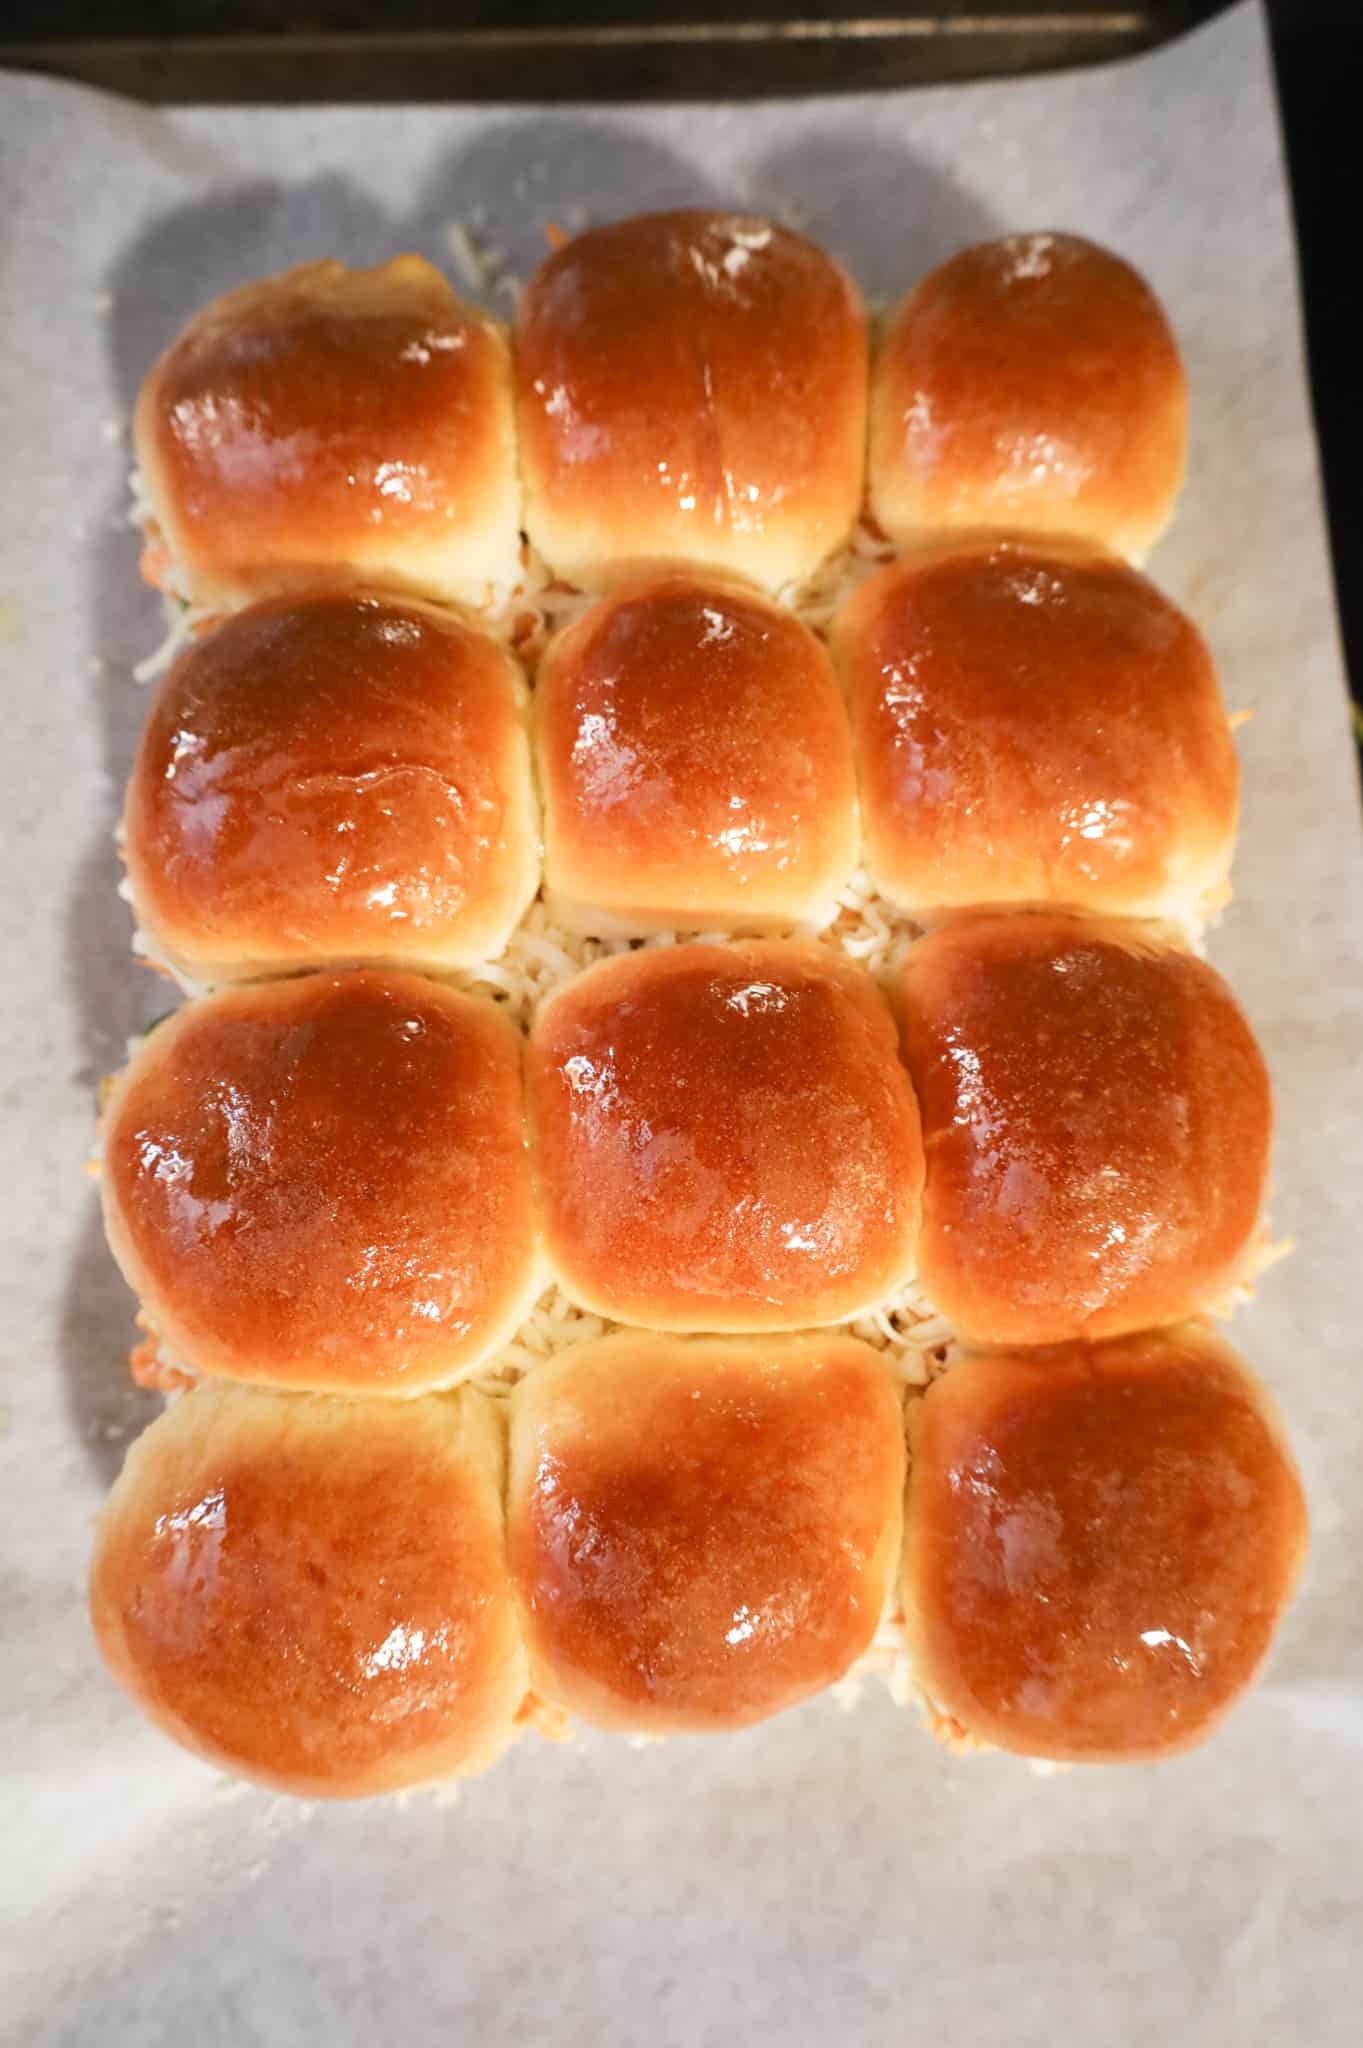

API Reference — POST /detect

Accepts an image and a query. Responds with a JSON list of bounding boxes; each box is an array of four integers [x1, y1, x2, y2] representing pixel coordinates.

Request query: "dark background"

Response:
[[3, 1, 1358, 737], [1271, 1, 1361, 750]]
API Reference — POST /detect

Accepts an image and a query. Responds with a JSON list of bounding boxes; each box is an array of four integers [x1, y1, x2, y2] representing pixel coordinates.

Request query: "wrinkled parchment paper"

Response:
[[2, 5, 1361, 2041]]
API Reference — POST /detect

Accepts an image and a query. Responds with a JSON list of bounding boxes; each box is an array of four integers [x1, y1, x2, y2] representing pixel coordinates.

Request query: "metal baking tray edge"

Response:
[[0, 7, 1232, 104]]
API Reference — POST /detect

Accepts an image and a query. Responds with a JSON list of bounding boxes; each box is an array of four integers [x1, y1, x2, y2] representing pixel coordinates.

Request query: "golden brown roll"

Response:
[[897, 912, 1272, 1344], [123, 589, 539, 985], [829, 536, 1237, 925], [514, 210, 867, 594], [527, 941, 923, 1330], [100, 973, 539, 1393], [508, 1331, 905, 1734], [134, 257, 521, 612], [902, 1325, 1308, 1761], [869, 233, 1186, 561], [535, 571, 858, 935], [91, 1382, 530, 1796]]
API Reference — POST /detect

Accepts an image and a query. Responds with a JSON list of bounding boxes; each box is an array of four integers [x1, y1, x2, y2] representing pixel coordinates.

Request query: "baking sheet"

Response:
[[3, 5, 1361, 2042], [0, 9, 1211, 103]]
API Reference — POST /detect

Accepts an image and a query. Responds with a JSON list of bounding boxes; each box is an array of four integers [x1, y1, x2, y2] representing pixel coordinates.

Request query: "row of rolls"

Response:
[[134, 215, 1187, 617], [104, 925, 1272, 1386], [92, 208, 1306, 1798], [125, 551, 1237, 990], [96, 1327, 1305, 1795]]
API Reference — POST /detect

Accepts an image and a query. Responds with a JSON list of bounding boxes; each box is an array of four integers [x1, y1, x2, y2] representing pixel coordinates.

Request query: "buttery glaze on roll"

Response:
[[535, 571, 858, 935], [101, 973, 539, 1393], [527, 941, 924, 1330], [134, 257, 521, 612], [902, 1325, 1308, 1761], [897, 912, 1272, 1344], [515, 210, 868, 594], [829, 536, 1237, 926], [124, 590, 539, 985], [91, 1383, 530, 1795], [869, 233, 1186, 561], [508, 1332, 905, 1734]]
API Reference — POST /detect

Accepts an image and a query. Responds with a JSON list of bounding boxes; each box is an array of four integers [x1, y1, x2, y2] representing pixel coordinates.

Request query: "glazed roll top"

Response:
[[100, 973, 540, 1393], [123, 589, 539, 985], [830, 535, 1237, 925], [869, 232, 1186, 561], [896, 912, 1272, 1344], [535, 570, 858, 935], [91, 1382, 530, 1796], [527, 940, 924, 1331], [508, 1331, 905, 1734], [902, 1325, 1308, 1761], [134, 256, 522, 611], [515, 210, 868, 593]]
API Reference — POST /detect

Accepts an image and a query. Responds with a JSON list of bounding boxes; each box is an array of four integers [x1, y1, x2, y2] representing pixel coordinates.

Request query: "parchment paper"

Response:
[[2, 5, 1361, 2042]]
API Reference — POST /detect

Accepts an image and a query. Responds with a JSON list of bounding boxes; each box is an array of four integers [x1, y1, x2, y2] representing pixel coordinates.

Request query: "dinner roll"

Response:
[[101, 973, 539, 1393], [515, 210, 867, 594], [535, 571, 858, 935], [134, 257, 521, 612], [123, 589, 538, 985], [508, 1331, 905, 1734], [830, 536, 1237, 926], [528, 941, 923, 1330], [897, 912, 1272, 1344], [902, 1325, 1308, 1761], [869, 233, 1186, 561], [91, 1382, 529, 1796]]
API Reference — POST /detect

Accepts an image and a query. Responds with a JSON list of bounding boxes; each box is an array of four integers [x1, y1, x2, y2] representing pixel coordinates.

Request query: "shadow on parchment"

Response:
[[64, 115, 998, 1479]]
